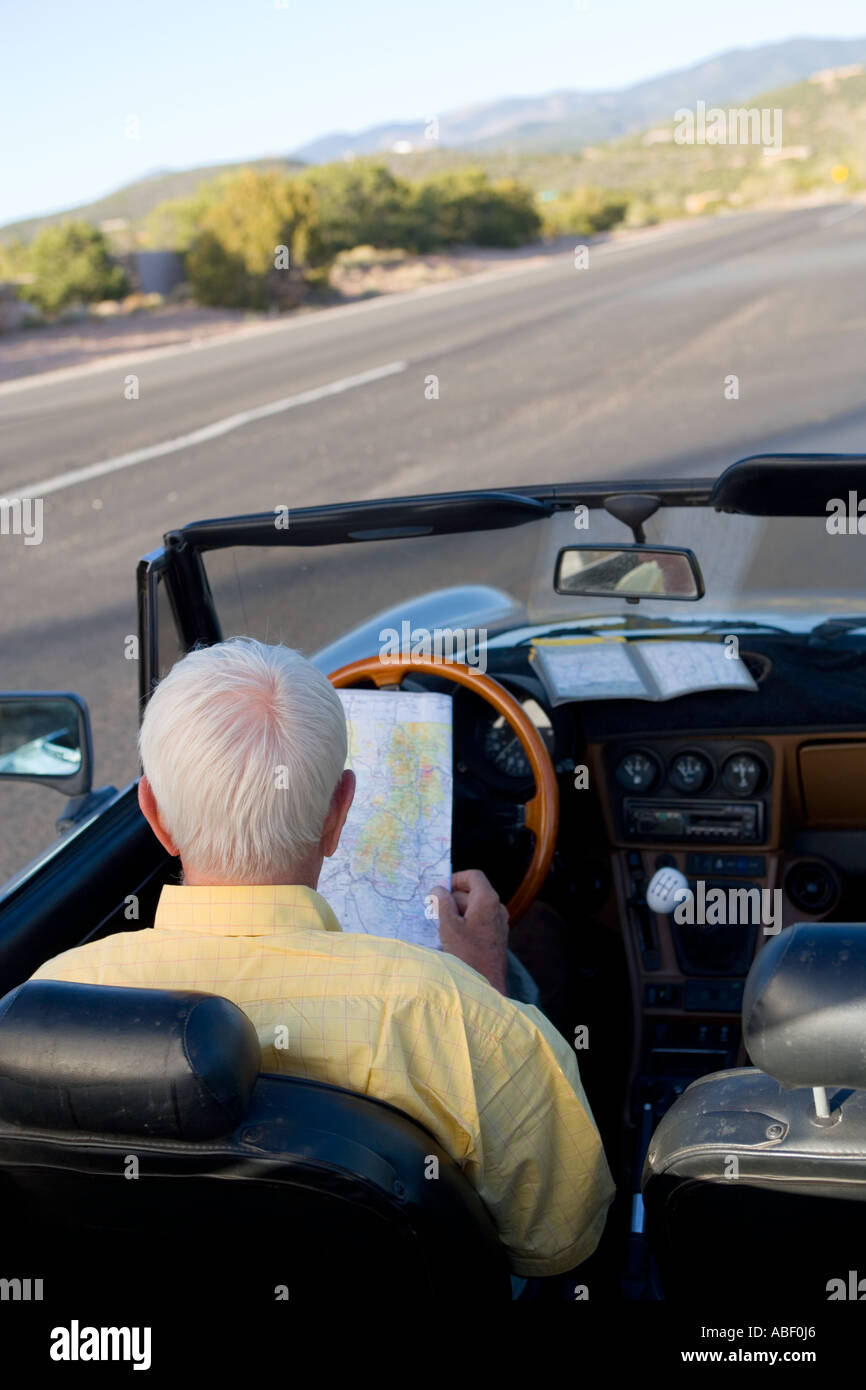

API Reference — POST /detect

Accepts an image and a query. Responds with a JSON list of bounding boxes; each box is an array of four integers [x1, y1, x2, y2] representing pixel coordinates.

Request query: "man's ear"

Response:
[[138, 776, 180, 857], [321, 769, 355, 859]]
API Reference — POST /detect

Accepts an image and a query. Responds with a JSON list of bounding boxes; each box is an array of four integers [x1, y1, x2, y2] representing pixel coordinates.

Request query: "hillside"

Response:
[[369, 69, 866, 217], [291, 35, 866, 160]]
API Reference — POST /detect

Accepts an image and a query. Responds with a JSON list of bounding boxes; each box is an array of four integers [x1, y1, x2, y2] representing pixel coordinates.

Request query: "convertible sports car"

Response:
[[2, 451, 866, 1317]]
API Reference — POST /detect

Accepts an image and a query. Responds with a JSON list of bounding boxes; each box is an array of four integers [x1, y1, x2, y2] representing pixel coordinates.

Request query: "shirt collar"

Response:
[[153, 884, 343, 936]]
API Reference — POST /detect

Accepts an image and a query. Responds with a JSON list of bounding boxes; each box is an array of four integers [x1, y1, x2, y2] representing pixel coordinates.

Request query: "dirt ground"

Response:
[[0, 304, 276, 383], [0, 241, 577, 384]]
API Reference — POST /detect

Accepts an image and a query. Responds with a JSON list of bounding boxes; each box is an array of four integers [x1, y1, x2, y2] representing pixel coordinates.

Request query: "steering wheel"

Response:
[[328, 656, 559, 924]]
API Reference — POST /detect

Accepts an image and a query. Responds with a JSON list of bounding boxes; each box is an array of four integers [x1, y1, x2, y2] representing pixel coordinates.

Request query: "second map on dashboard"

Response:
[[318, 688, 452, 949]]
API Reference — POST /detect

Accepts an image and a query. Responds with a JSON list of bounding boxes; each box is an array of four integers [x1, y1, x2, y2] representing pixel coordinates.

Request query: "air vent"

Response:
[[784, 860, 838, 915]]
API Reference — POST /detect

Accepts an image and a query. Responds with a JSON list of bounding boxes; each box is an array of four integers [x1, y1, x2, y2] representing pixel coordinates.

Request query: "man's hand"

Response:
[[432, 869, 509, 994]]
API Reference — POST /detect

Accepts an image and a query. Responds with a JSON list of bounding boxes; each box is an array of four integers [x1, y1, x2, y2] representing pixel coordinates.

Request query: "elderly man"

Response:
[[30, 638, 614, 1279]]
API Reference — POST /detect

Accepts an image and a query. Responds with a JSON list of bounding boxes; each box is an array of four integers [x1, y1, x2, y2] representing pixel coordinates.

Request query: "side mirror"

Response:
[[554, 545, 705, 601], [0, 693, 93, 796]]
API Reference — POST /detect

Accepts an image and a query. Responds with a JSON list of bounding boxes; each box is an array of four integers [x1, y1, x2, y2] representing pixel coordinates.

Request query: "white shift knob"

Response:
[[646, 867, 691, 915]]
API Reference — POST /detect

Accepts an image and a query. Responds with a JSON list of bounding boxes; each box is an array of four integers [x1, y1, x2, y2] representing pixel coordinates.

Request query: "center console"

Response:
[[590, 735, 779, 1119], [585, 727, 861, 1137]]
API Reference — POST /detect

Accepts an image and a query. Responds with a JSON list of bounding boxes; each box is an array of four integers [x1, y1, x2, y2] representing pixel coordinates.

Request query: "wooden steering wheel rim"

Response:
[[328, 656, 559, 924]]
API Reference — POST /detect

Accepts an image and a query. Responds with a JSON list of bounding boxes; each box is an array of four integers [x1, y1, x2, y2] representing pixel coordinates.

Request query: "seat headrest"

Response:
[[0, 981, 261, 1140], [743, 923, 866, 1089]]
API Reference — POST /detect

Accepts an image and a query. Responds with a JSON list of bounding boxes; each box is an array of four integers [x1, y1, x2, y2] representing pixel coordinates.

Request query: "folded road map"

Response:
[[531, 637, 758, 705], [318, 689, 452, 949]]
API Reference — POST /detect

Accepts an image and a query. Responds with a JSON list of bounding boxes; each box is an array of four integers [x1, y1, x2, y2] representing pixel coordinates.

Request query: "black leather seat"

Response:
[[0, 980, 512, 1309], [642, 923, 866, 1302]]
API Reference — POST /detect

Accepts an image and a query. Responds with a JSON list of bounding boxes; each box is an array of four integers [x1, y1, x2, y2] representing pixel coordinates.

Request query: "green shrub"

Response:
[[185, 170, 330, 309], [185, 232, 253, 308], [623, 197, 660, 228], [408, 168, 541, 247], [538, 187, 629, 238], [23, 222, 130, 315], [302, 160, 417, 254], [301, 161, 540, 254]]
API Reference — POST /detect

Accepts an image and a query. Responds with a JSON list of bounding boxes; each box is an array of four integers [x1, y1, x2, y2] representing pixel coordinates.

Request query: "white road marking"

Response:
[[4, 360, 408, 501]]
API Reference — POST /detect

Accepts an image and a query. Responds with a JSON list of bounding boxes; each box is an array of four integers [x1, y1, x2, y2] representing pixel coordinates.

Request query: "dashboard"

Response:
[[605, 737, 773, 845], [446, 645, 866, 1124]]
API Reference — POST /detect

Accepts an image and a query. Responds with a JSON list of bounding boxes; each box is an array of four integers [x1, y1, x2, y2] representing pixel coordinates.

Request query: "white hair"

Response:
[[139, 639, 347, 882]]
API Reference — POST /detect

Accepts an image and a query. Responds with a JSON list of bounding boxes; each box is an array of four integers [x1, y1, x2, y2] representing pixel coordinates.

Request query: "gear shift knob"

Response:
[[646, 867, 691, 915]]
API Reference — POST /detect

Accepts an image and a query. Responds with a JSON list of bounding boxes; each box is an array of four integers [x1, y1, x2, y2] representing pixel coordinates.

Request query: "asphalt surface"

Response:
[[1, 201, 865, 884]]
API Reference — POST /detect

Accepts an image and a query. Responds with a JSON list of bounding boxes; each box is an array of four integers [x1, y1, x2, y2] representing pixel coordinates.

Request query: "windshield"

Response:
[[203, 503, 866, 657]]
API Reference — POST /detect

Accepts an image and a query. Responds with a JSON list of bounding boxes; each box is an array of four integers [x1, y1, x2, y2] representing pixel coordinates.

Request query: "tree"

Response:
[[409, 169, 542, 247], [186, 170, 329, 309], [538, 187, 629, 238], [302, 161, 416, 255], [303, 161, 542, 255], [0, 237, 27, 281], [24, 222, 130, 314]]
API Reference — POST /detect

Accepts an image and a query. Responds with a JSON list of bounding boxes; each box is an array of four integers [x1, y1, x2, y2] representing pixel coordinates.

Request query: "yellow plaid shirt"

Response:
[[30, 883, 615, 1276]]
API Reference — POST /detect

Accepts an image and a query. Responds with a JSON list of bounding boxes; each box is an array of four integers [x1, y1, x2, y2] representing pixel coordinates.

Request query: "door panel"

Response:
[[0, 784, 172, 994]]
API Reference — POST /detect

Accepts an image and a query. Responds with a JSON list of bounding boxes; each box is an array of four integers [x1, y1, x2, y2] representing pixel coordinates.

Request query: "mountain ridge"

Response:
[[291, 35, 866, 160]]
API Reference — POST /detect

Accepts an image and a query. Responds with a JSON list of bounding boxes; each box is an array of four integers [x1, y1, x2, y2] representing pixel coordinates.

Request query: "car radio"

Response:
[[625, 799, 763, 843]]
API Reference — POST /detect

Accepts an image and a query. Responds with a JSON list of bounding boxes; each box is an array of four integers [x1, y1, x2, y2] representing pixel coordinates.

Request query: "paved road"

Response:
[[1, 202, 865, 883]]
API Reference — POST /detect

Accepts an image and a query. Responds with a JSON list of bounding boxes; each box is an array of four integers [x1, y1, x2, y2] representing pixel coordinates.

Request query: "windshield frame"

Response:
[[136, 453, 866, 710]]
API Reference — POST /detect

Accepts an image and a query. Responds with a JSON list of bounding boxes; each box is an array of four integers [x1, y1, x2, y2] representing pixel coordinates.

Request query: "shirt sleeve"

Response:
[[466, 1000, 616, 1277]]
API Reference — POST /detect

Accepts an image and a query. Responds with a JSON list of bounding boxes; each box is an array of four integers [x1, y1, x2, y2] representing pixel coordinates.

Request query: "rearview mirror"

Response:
[[554, 545, 704, 601], [0, 693, 93, 795]]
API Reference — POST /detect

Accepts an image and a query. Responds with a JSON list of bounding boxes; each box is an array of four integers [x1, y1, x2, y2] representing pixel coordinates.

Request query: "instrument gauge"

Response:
[[722, 753, 765, 797], [615, 751, 660, 793], [669, 751, 712, 794], [483, 719, 532, 778], [481, 699, 554, 779]]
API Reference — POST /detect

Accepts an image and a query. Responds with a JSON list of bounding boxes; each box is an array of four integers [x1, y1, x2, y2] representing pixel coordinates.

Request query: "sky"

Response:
[[2, 0, 866, 224]]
